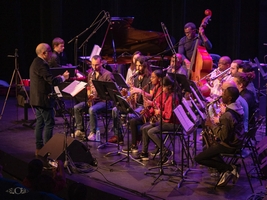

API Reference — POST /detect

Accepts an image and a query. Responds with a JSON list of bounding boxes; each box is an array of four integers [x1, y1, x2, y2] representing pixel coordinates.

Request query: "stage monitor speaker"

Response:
[[38, 134, 94, 165]]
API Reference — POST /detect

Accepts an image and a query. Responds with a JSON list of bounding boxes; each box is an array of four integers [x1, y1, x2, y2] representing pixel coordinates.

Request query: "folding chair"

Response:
[[214, 126, 261, 193]]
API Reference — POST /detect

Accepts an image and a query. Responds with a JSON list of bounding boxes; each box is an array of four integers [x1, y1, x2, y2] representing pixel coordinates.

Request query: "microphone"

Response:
[[206, 96, 222, 107]]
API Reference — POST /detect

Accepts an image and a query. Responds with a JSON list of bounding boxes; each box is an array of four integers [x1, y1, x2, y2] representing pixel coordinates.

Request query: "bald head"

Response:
[[221, 80, 237, 93], [35, 43, 52, 61], [218, 56, 231, 71]]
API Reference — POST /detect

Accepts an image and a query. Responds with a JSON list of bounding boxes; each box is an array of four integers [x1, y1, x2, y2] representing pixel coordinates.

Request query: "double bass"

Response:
[[189, 9, 213, 84]]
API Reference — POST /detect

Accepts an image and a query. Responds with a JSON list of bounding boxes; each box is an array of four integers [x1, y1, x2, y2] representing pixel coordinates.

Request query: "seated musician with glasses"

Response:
[[73, 55, 115, 141], [108, 55, 152, 145], [139, 76, 181, 163], [195, 87, 244, 186], [166, 53, 188, 78]]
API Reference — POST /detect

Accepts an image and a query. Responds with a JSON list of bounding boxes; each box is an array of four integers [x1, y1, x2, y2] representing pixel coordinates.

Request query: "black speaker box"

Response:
[[38, 134, 94, 165]]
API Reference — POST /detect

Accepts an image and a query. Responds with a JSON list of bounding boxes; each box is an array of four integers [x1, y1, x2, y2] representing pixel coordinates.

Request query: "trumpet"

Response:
[[210, 68, 230, 81], [199, 68, 231, 87]]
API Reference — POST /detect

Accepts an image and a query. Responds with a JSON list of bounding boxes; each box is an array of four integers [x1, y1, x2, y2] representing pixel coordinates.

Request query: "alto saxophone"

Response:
[[87, 75, 96, 107]]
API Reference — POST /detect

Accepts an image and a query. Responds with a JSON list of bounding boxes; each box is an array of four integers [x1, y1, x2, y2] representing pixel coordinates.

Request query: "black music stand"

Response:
[[110, 95, 144, 166], [91, 80, 118, 149], [61, 81, 88, 137], [103, 88, 125, 157], [113, 73, 129, 89], [167, 73, 191, 93]]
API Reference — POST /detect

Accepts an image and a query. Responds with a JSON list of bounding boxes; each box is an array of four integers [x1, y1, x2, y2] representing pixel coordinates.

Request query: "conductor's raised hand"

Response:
[[63, 70, 70, 80]]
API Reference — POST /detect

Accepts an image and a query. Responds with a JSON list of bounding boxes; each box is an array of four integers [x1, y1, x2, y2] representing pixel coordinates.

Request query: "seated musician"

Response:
[[195, 87, 244, 186], [108, 56, 152, 145], [178, 22, 212, 70], [140, 76, 181, 163], [204, 56, 231, 119], [125, 51, 141, 84], [232, 71, 257, 124], [220, 80, 249, 133], [237, 62, 257, 101], [73, 55, 115, 141], [166, 53, 188, 78], [119, 66, 163, 153], [48, 37, 68, 68], [207, 56, 232, 99]]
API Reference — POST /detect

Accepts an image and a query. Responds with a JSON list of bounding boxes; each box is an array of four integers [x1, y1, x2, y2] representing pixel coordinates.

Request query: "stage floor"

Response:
[[0, 96, 266, 200]]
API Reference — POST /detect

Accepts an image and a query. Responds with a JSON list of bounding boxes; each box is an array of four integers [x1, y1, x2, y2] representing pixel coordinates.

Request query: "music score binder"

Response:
[[173, 105, 195, 134], [62, 80, 87, 97]]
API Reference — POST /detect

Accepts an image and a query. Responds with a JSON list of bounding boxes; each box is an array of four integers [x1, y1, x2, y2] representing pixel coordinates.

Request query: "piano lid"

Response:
[[101, 17, 170, 59]]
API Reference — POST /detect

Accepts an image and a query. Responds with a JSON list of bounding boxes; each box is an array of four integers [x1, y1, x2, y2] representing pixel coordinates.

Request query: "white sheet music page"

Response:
[[90, 44, 101, 61], [173, 105, 194, 133], [62, 80, 87, 97]]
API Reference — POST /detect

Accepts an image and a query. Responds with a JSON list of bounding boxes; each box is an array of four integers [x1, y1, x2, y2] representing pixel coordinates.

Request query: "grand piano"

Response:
[[80, 17, 172, 72], [102, 17, 171, 60], [65, 17, 173, 102]]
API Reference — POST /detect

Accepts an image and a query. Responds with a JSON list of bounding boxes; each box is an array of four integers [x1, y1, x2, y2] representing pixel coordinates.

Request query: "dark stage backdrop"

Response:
[[0, 0, 266, 83]]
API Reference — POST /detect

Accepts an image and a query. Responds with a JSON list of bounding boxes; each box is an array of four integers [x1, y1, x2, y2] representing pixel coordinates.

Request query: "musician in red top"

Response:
[[140, 76, 181, 163], [121, 69, 161, 153]]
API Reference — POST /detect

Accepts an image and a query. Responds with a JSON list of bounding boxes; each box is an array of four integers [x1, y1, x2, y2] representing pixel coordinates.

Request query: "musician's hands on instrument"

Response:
[[199, 26, 206, 36], [219, 103, 226, 114], [184, 59, 191, 69], [62, 70, 70, 80], [130, 87, 141, 95], [205, 118, 213, 127], [212, 116, 220, 124], [154, 108, 160, 116], [143, 98, 152, 108]]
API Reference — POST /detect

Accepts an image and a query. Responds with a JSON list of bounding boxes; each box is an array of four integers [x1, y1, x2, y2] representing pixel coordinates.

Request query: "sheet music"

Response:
[[189, 96, 207, 120], [62, 80, 87, 97], [190, 86, 205, 109], [90, 44, 101, 61], [173, 105, 194, 133], [182, 98, 198, 123]]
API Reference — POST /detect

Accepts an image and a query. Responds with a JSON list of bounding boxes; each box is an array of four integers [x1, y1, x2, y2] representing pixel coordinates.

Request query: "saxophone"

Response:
[[87, 73, 97, 107], [127, 72, 140, 109], [140, 88, 162, 124], [149, 91, 163, 124], [202, 97, 222, 148]]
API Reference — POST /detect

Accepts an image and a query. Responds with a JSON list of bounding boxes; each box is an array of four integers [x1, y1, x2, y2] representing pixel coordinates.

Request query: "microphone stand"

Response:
[[68, 10, 106, 66], [0, 49, 35, 121]]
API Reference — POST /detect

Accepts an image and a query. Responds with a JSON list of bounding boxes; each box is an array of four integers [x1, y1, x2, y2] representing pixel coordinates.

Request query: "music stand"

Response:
[[113, 73, 129, 89], [102, 88, 126, 157], [167, 73, 191, 93], [91, 80, 118, 149], [110, 95, 144, 166]]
